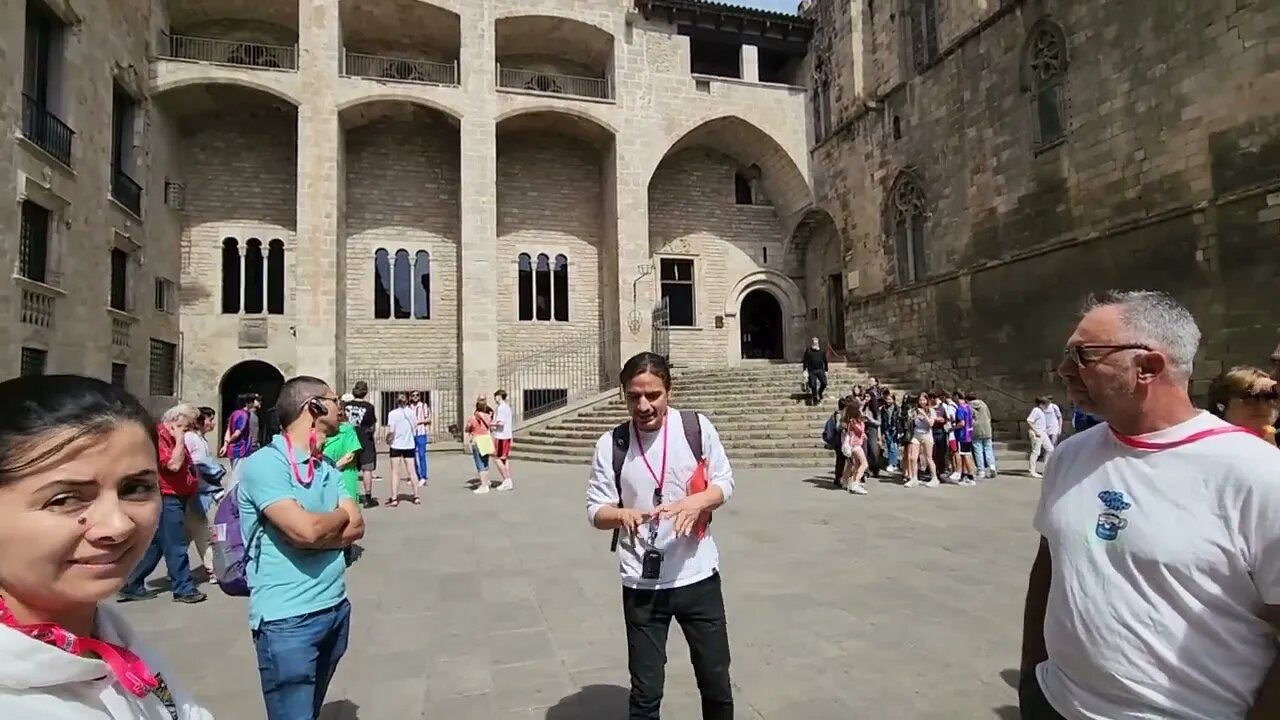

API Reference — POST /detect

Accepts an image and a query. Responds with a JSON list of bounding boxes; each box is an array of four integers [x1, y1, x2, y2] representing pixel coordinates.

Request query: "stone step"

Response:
[[516, 433, 1027, 454], [522, 427, 1024, 449], [512, 446, 1028, 467]]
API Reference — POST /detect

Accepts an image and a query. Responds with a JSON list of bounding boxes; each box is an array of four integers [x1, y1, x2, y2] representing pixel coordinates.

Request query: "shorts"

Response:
[[958, 441, 974, 454], [910, 431, 930, 444], [471, 446, 491, 472], [494, 438, 513, 460], [358, 447, 377, 471], [389, 447, 415, 459]]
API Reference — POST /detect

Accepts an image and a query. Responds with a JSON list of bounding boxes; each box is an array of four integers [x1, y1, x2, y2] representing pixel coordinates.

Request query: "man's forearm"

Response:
[[296, 509, 351, 549], [1248, 652, 1280, 720], [592, 505, 625, 530], [1021, 538, 1052, 675]]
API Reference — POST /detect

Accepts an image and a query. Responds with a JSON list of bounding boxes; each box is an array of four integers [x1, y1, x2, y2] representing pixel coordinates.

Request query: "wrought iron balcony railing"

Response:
[[496, 65, 613, 101], [20, 94, 74, 166], [342, 51, 459, 86], [160, 33, 298, 71], [111, 167, 143, 217]]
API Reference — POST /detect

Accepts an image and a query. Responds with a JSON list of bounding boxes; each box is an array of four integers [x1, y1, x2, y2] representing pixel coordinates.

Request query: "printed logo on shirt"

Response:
[[1094, 490, 1132, 541]]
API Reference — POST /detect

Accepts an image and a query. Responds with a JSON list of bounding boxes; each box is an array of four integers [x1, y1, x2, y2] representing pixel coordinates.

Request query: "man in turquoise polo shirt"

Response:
[[237, 376, 365, 720]]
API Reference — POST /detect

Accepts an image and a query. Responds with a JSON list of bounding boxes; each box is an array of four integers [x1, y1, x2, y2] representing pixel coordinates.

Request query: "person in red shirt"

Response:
[[118, 404, 207, 604]]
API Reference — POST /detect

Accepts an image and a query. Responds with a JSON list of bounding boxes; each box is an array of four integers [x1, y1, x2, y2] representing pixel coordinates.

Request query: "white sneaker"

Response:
[[959, 478, 977, 486], [988, 469, 999, 479], [418, 479, 428, 487], [949, 471, 961, 481], [849, 483, 868, 495], [1029, 471, 1043, 479], [473, 484, 490, 494], [496, 479, 514, 492], [902, 478, 919, 488], [922, 479, 939, 488]]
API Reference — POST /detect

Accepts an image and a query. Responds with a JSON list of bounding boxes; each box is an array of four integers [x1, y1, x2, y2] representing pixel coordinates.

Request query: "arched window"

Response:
[[266, 239, 285, 315], [243, 238, 264, 314], [553, 254, 569, 322], [534, 253, 552, 321], [517, 253, 533, 321], [1023, 19, 1069, 147], [393, 249, 412, 319], [373, 249, 391, 319], [220, 237, 240, 314], [413, 250, 430, 320], [907, 0, 940, 71], [890, 174, 928, 285]]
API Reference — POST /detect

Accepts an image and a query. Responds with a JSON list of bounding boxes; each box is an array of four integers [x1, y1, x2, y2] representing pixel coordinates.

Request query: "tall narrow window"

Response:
[[148, 339, 177, 396], [517, 253, 533, 321], [221, 237, 240, 314], [109, 247, 128, 312], [243, 238, 264, 314], [373, 249, 391, 319], [553, 254, 569, 322], [890, 173, 928, 285], [111, 363, 127, 389], [393, 249, 411, 319], [734, 172, 754, 205], [660, 258, 696, 327], [908, 0, 940, 72], [18, 200, 50, 283], [413, 250, 431, 320], [22, 3, 71, 166], [534, 253, 551, 321], [1023, 20, 1069, 147], [20, 347, 48, 377], [266, 239, 285, 315]]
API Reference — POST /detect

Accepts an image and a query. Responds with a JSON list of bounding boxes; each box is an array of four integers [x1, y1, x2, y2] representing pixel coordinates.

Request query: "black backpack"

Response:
[[608, 410, 704, 552]]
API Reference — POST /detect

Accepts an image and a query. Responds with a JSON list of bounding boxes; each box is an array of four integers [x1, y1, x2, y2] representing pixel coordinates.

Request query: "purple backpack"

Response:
[[210, 483, 258, 597]]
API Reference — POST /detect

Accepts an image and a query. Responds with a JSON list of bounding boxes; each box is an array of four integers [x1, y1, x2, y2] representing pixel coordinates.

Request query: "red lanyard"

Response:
[[633, 419, 669, 499], [282, 434, 316, 487], [1111, 425, 1254, 451]]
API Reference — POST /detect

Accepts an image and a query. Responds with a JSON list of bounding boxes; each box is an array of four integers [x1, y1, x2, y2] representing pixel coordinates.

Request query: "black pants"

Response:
[[1019, 671, 1065, 720], [932, 429, 949, 474], [834, 451, 847, 485], [807, 369, 827, 401], [622, 573, 733, 720]]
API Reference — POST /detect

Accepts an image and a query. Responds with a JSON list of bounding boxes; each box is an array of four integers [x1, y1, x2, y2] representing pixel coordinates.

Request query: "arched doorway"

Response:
[[218, 360, 285, 446], [740, 289, 784, 360]]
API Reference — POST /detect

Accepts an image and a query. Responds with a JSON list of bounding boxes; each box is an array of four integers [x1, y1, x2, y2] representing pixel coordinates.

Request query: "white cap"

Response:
[[340, 393, 354, 403]]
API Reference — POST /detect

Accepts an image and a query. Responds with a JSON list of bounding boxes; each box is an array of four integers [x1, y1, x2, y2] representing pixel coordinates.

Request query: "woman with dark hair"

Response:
[[585, 352, 736, 720], [464, 395, 495, 494], [0, 375, 212, 718]]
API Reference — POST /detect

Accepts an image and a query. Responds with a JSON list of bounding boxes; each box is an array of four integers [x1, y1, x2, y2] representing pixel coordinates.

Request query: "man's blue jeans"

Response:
[[122, 494, 196, 597], [973, 437, 997, 473], [253, 599, 351, 720], [413, 434, 429, 481]]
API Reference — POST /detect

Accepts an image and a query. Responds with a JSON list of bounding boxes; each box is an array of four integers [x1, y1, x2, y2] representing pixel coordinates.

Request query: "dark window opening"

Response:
[[660, 258, 696, 327], [758, 48, 803, 85], [373, 249, 391, 319], [111, 363, 127, 389], [534, 253, 552, 321], [110, 87, 134, 173], [243, 238, 264, 314], [20, 347, 47, 377], [392, 249, 412, 319], [413, 250, 431, 320], [908, 0, 940, 72], [109, 247, 128, 312], [148, 339, 177, 396], [517, 253, 533, 321], [688, 36, 741, 78], [1025, 23, 1069, 147], [523, 388, 568, 419], [761, 247, 768, 264], [221, 237, 240, 314], [892, 115, 903, 140], [266, 239, 285, 315], [23, 2, 58, 106], [552, 254, 569, 322], [18, 200, 50, 283], [891, 177, 928, 285], [734, 172, 755, 205]]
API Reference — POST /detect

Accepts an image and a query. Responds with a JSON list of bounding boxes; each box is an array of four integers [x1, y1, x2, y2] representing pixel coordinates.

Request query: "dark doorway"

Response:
[[219, 360, 285, 447], [826, 272, 846, 350], [740, 289, 784, 359]]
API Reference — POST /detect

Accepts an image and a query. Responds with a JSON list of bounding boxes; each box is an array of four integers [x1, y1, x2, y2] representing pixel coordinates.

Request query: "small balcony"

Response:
[[111, 314, 134, 349], [15, 272, 63, 329], [342, 50, 458, 86], [20, 94, 74, 167], [159, 33, 298, 71], [496, 65, 613, 102], [111, 167, 143, 217]]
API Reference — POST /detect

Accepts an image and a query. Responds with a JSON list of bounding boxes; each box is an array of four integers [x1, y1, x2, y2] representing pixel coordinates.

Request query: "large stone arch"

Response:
[[151, 73, 301, 107], [336, 92, 464, 123], [723, 269, 808, 363], [495, 103, 618, 137]]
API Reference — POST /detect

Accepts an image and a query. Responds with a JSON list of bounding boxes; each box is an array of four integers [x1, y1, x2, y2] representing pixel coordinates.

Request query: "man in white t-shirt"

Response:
[[1026, 397, 1055, 478], [1045, 395, 1063, 443], [490, 389, 515, 492], [1020, 290, 1280, 720]]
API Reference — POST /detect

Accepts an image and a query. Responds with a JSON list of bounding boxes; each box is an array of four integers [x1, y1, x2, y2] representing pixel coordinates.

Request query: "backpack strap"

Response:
[[680, 410, 704, 462], [608, 422, 630, 552]]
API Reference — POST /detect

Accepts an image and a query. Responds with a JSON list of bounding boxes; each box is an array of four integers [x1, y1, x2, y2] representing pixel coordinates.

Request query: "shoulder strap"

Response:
[[680, 410, 704, 462], [608, 422, 630, 552]]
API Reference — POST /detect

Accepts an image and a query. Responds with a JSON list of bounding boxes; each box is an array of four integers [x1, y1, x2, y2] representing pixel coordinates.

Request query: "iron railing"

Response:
[[160, 33, 298, 70], [651, 301, 671, 361], [111, 167, 143, 216], [497, 327, 619, 424], [337, 368, 461, 441], [342, 51, 458, 86], [20, 94, 74, 166], [496, 65, 612, 101]]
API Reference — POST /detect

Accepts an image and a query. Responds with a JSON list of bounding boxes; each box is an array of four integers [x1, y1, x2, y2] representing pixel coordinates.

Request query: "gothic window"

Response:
[[553, 254, 569, 322], [373, 249, 392, 319], [221, 238, 240, 314], [890, 174, 928, 285], [266, 239, 285, 315], [243, 238, 264, 314], [534, 253, 552, 321], [811, 55, 832, 141], [413, 250, 431, 319], [907, 0, 940, 72], [517, 253, 534, 321], [393, 249, 412, 319], [517, 252, 569, 323], [1023, 20, 1069, 147]]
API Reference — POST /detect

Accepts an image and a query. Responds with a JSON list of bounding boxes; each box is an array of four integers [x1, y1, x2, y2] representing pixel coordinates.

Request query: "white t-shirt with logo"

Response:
[[493, 402, 514, 441], [1028, 406, 1048, 434], [386, 407, 416, 450], [1033, 412, 1280, 720]]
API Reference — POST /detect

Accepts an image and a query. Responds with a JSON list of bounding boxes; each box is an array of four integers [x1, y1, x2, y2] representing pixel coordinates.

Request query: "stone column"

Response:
[[741, 44, 760, 83], [292, 0, 341, 384], [611, 132, 652, 364], [457, 4, 498, 410]]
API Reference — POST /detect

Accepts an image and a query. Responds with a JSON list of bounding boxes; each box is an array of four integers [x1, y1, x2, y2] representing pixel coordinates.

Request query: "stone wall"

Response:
[[813, 0, 1280, 433]]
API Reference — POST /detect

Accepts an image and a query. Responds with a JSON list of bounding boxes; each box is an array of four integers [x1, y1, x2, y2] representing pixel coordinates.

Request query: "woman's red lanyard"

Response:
[[1111, 425, 1254, 450], [282, 434, 316, 487], [0, 596, 159, 698]]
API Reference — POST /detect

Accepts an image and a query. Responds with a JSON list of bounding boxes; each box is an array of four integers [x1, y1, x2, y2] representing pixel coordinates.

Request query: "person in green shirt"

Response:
[[323, 420, 364, 503]]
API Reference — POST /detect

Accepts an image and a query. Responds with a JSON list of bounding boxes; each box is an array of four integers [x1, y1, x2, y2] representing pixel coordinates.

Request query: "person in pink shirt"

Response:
[[840, 404, 870, 495]]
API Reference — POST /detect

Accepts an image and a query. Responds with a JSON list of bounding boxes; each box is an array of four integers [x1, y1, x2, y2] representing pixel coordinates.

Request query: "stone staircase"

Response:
[[515, 362, 1028, 469]]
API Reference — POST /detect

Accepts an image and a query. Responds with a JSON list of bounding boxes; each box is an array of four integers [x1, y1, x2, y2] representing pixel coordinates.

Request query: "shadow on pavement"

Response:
[[319, 700, 359, 719], [800, 475, 842, 490], [1000, 668, 1020, 688], [993, 706, 1021, 720], [545, 684, 628, 719]]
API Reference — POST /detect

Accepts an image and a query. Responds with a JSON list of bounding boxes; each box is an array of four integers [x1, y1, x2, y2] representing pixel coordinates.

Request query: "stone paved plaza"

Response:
[[117, 453, 1041, 719]]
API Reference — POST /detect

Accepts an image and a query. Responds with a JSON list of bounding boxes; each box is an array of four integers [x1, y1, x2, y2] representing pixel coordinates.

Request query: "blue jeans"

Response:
[[123, 494, 196, 597], [973, 437, 997, 473], [472, 445, 490, 472], [253, 599, 351, 720], [413, 434, 429, 480], [884, 432, 900, 467]]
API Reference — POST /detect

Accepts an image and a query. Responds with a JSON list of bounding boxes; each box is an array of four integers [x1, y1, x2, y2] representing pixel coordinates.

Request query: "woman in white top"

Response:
[[383, 393, 421, 507], [585, 352, 736, 720], [1026, 395, 1054, 478], [0, 374, 213, 719]]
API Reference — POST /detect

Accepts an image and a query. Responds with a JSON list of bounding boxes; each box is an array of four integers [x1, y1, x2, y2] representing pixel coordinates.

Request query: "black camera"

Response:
[[641, 549, 663, 580]]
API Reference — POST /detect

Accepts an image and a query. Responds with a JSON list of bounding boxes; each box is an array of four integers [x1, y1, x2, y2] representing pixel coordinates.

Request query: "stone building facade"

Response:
[[4, 0, 846, 429], [807, 0, 1280, 428]]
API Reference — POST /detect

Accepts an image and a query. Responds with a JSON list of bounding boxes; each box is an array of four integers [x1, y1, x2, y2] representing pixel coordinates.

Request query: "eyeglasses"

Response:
[[1063, 343, 1152, 367], [1239, 389, 1280, 404]]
